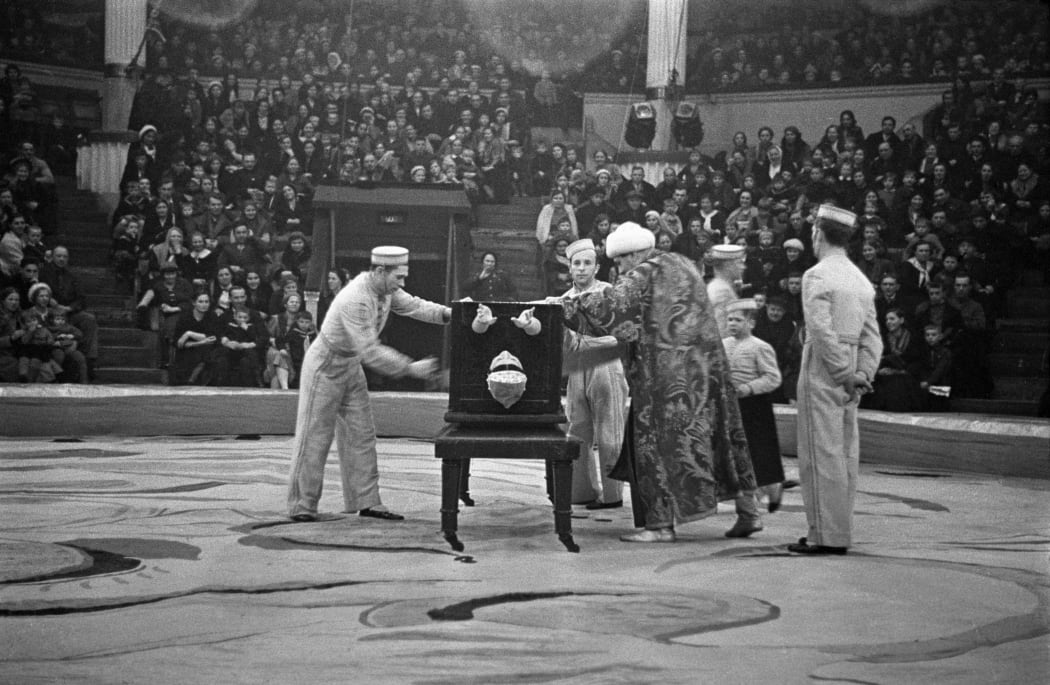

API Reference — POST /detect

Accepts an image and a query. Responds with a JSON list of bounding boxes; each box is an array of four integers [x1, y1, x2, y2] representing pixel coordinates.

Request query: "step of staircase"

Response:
[[988, 352, 1046, 376], [1007, 293, 1050, 318], [991, 376, 1046, 401], [94, 366, 167, 385], [98, 344, 155, 367], [950, 398, 1040, 416], [71, 266, 133, 297], [94, 305, 136, 327], [991, 330, 1049, 353], [996, 318, 1049, 333], [99, 326, 153, 346], [83, 293, 132, 310]]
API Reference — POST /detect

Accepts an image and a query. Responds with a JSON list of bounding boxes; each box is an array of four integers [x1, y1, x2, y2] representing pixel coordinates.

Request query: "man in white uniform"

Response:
[[562, 238, 629, 509], [789, 205, 882, 555], [287, 246, 451, 522], [706, 244, 763, 538]]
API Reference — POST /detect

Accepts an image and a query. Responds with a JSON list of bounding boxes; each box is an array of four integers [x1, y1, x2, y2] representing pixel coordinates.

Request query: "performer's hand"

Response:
[[475, 304, 496, 325], [843, 372, 873, 399], [511, 307, 535, 328], [406, 357, 439, 380]]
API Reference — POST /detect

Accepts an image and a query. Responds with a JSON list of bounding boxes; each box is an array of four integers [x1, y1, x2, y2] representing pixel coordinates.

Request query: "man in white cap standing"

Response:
[[789, 205, 882, 555], [287, 245, 451, 522], [561, 238, 628, 509], [706, 243, 764, 539], [558, 222, 754, 542]]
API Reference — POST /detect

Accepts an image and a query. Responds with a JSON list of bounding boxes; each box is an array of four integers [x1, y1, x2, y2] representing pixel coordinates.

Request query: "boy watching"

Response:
[[723, 298, 786, 537]]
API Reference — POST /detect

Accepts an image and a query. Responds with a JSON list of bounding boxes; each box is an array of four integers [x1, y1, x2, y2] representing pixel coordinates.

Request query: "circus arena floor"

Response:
[[0, 389, 1048, 684]]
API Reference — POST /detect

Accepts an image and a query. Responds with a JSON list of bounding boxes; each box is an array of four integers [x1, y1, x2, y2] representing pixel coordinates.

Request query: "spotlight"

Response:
[[624, 102, 656, 149], [672, 102, 704, 148]]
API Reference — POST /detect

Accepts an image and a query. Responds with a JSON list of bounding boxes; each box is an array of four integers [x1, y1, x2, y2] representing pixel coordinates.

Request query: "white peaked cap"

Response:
[[709, 244, 746, 261], [371, 245, 409, 266], [816, 204, 858, 228], [566, 238, 595, 261]]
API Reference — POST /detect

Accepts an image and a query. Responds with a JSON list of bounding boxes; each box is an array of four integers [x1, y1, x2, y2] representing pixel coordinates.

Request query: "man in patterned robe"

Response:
[[559, 222, 755, 543]]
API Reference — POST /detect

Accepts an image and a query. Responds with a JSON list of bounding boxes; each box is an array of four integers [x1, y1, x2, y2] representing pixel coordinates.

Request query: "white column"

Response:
[[84, 0, 148, 200], [646, 0, 688, 150], [102, 0, 148, 131]]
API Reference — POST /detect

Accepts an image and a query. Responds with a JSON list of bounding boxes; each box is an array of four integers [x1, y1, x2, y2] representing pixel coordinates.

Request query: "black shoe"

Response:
[[724, 519, 764, 538], [459, 493, 475, 507], [585, 499, 623, 510], [359, 508, 404, 521], [782, 479, 800, 490], [290, 513, 316, 522], [787, 537, 847, 555]]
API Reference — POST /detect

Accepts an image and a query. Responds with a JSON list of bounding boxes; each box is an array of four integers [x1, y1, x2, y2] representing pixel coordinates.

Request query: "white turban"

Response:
[[606, 221, 655, 258]]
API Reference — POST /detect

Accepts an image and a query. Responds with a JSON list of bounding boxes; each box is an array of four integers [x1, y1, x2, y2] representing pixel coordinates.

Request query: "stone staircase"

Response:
[[470, 196, 546, 301], [953, 268, 1049, 416], [53, 176, 164, 384]]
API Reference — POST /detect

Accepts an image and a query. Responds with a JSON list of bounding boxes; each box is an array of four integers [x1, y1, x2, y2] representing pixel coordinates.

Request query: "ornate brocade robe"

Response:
[[563, 251, 755, 527]]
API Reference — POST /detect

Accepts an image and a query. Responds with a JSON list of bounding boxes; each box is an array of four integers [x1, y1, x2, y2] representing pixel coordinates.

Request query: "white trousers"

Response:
[[566, 359, 628, 504], [287, 340, 382, 517], [796, 343, 860, 548]]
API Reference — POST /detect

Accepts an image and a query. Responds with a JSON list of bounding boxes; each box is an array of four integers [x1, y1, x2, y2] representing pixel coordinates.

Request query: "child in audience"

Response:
[[18, 308, 60, 381], [221, 306, 262, 386], [507, 141, 531, 197], [283, 309, 316, 388], [918, 323, 953, 411]]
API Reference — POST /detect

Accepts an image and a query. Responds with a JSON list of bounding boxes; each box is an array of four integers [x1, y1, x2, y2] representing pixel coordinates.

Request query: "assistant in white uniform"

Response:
[[790, 205, 882, 555], [706, 244, 764, 538], [287, 246, 450, 522]]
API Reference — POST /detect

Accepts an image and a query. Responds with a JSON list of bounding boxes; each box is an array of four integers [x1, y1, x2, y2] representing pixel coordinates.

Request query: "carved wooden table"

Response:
[[435, 423, 581, 552]]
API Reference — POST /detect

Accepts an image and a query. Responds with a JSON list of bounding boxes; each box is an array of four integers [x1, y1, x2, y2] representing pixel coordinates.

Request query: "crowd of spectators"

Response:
[[0, 61, 98, 384], [687, 1, 1049, 92], [534, 91, 1048, 409], [0, 1, 104, 71]]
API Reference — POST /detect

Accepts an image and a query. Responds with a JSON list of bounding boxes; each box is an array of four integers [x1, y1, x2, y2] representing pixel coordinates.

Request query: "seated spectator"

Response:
[[315, 267, 348, 327], [864, 307, 925, 412], [7, 158, 51, 231], [267, 273, 300, 316], [949, 272, 994, 399], [914, 281, 963, 345], [272, 183, 309, 239], [217, 223, 270, 280], [752, 293, 798, 404], [21, 223, 48, 265], [263, 291, 305, 389], [18, 283, 62, 383], [543, 236, 572, 296], [111, 216, 150, 294], [273, 231, 310, 282], [855, 240, 896, 286], [917, 323, 953, 412], [0, 286, 28, 382], [222, 305, 264, 387], [535, 188, 577, 250], [461, 251, 518, 301], [0, 215, 27, 286], [148, 227, 190, 282], [136, 262, 193, 362], [182, 231, 218, 294], [172, 291, 221, 385], [898, 240, 942, 308], [40, 246, 98, 381]]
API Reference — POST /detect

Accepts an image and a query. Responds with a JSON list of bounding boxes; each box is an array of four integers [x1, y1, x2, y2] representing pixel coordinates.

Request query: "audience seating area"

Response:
[[0, 0, 1047, 417]]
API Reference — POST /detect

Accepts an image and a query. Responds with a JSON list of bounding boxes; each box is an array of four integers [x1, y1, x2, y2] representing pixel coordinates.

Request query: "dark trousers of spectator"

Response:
[[225, 351, 262, 387], [950, 330, 994, 399]]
